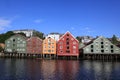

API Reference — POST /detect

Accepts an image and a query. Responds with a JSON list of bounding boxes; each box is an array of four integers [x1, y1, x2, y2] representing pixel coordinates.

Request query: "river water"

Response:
[[0, 58, 120, 80]]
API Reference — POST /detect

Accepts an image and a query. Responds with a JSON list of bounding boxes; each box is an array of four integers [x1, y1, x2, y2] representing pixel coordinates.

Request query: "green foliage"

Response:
[[76, 36, 81, 43], [0, 31, 15, 43], [111, 35, 119, 45], [33, 31, 45, 39]]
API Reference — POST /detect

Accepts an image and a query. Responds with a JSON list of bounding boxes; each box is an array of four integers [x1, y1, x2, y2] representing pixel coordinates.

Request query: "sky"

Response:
[[0, 0, 120, 37]]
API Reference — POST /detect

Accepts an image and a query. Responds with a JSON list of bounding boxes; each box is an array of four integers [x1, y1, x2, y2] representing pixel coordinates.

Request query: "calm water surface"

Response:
[[0, 58, 120, 80]]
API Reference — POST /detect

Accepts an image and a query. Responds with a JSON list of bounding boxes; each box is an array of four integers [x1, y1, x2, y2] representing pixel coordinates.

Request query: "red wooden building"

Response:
[[57, 31, 79, 58], [27, 37, 43, 54]]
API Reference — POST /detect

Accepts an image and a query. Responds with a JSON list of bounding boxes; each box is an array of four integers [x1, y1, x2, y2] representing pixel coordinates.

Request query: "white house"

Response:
[[45, 33, 61, 41], [13, 29, 36, 37]]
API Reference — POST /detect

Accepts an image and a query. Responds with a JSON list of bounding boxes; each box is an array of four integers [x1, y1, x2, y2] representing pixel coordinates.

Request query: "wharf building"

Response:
[[82, 36, 120, 59], [57, 31, 79, 59]]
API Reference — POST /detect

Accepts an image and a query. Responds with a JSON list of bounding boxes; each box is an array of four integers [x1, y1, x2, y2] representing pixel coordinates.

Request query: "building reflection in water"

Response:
[[1, 59, 120, 80]]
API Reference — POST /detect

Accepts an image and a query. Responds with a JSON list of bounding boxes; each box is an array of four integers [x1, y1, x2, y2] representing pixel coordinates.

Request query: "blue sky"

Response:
[[0, 0, 120, 37]]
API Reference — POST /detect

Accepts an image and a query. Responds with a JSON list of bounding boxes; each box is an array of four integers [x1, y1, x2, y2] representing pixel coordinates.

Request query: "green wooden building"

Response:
[[5, 34, 27, 53], [83, 36, 120, 54]]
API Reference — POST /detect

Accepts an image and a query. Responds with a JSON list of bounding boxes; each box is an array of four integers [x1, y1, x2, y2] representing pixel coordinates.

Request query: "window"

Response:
[[101, 50, 104, 53], [60, 42, 63, 44], [91, 49, 93, 52], [101, 45, 104, 48], [13, 44, 15, 46], [66, 42, 69, 45], [7, 44, 10, 47], [111, 45, 113, 48], [52, 46, 54, 48], [67, 46, 69, 49], [23, 41, 26, 43], [60, 46, 63, 49], [13, 39, 15, 42], [101, 42, 104, 44], [17, 38, 20, 40], [106, 50, 108, 51], [66, 38, 69, 41], [73, 46, 76, 49], [48, 50, 51, 52], [66, 50, 70, 53], [60, 50, 63, 53], [48, 43, 51, 45], [111, 50, 114, 53], [91, 45, 93, 48]]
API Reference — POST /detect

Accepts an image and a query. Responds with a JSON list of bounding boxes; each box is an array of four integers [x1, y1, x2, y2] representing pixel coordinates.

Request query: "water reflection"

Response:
[[0, 59, 120, 80]]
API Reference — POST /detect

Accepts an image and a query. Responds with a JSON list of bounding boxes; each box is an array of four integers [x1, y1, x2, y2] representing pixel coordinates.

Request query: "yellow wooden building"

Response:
[[42, 37, 56, 59]]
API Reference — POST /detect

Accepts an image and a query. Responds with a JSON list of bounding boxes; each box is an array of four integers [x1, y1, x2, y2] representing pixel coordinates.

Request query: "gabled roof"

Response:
[[83, 36, 120, 49], [58, 31, 79, 42], [43, 37, 56, 42], [12, 34, 27, 40], [27, 36, 43, 41]]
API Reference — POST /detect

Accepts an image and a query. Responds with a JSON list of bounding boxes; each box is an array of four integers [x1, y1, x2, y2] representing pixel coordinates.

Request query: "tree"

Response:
[[0, 31, 15, 43], [33, 31, 45, 39], [76, 36, 81, 43], [111, 35, 119, 45]]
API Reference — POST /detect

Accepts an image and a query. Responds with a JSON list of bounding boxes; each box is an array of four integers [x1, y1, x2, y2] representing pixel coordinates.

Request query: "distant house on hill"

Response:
[[45, 32, 61, 41], [13, 29, 37, 37]]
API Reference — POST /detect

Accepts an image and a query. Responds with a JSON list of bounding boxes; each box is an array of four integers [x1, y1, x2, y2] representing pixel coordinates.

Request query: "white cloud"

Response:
[[0, 18, 12, 31], [34, 19, 43, 23]]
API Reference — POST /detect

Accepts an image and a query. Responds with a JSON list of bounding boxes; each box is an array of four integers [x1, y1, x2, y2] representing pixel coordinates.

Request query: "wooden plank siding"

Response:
[[27, 37, 43, 54], [57, 31, 79, 57], [43, 37, 56, 55]]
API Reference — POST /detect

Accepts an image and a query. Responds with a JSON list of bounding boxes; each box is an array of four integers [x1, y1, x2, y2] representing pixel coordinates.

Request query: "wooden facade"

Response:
[[5, 34, 27, 53], [83, 36, 120, 54], [43, 37, 56, 58], [27, 37, 43, 54], [57, 31, 79, 58]]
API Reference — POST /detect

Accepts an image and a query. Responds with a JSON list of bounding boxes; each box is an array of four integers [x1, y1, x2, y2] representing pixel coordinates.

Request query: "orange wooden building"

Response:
[[43, 37, 56, 59]]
